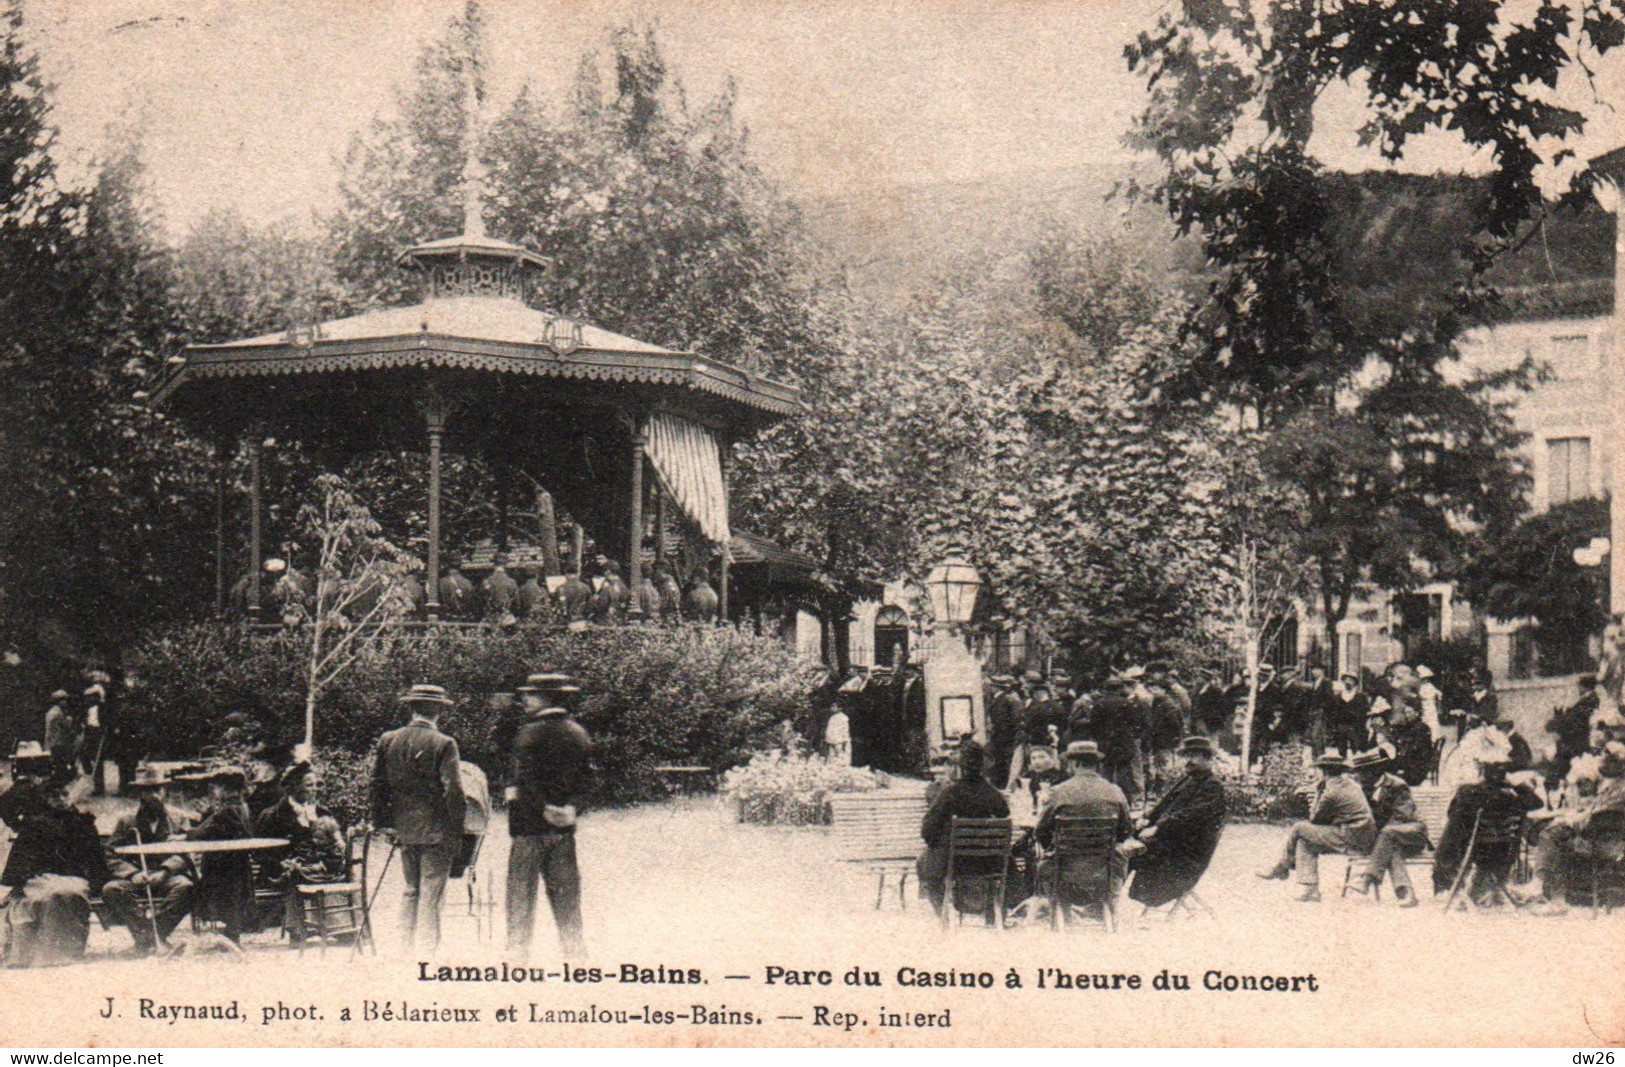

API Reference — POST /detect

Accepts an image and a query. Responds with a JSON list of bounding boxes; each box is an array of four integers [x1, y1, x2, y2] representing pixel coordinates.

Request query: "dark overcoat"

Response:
[[1127, 767, 1226, 907]]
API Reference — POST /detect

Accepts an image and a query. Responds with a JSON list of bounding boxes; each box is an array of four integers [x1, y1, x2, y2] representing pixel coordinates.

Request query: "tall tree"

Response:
[[333, 13, 830, 381], [0, 8, 215, 672], [1119, 1, 1605, 658]]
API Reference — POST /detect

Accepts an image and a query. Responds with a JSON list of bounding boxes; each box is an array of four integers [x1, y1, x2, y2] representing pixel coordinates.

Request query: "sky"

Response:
[[19, 0, 1625, 243]]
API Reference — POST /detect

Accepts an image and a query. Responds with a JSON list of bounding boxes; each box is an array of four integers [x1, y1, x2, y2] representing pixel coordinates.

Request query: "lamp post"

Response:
[[922, 550, 986, 759]]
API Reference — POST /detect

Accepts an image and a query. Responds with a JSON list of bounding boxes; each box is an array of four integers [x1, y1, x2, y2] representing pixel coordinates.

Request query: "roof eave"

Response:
[[156, 333, 803, 419]]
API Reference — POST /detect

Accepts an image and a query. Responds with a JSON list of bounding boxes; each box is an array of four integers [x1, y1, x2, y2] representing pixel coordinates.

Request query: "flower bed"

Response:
[[720, 750, 889, 825]]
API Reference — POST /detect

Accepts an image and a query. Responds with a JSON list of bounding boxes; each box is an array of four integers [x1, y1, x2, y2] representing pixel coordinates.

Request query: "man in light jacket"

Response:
[[1257, 751, 1375, 902]]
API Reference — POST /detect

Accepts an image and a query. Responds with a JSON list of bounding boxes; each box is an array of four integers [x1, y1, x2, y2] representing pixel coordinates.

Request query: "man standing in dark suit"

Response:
[[505, 673, 594, 959], [371, 685, 465, 954]]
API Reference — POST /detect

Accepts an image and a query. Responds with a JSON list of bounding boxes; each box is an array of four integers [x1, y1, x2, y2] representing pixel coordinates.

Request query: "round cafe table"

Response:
[[114, 837, 289, 856]]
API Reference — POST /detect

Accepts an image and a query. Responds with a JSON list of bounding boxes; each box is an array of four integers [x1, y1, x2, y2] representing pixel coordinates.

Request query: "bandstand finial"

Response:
[[460, 0, 487, 240]]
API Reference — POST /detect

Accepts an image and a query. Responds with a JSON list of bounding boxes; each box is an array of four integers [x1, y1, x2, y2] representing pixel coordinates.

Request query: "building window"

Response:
[[1263, 614, 1298, 670], [1509, 627, 1536, 681], [1547, 437, 1592, 507], [1397, 592, 1443, 661], [874, 606, 910, 668]]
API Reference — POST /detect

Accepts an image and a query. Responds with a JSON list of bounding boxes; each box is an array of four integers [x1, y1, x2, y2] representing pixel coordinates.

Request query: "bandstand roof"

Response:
[[152, 296, 802, 430], [150, 223, 803, 560]]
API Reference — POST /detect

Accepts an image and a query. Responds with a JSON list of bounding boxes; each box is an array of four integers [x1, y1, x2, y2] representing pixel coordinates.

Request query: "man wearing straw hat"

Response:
[[1256, 750, 1374, 902], [371, 684, 466, 954], [1035, 740, 1134, 897], [1347, 748, 1428, 906], [100, 766, 194, 954]]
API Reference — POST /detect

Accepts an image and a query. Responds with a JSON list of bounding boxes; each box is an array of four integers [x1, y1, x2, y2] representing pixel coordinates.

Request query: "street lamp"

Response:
[[925, 551, 980, 628], [922, 550, 985, 757]]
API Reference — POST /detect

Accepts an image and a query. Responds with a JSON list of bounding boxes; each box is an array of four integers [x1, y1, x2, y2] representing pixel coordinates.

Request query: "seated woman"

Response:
[[279, 814, 351, 941], [185, 766, 257, 944], [0, 774, 109, 967], [254, 761, 341, 912]]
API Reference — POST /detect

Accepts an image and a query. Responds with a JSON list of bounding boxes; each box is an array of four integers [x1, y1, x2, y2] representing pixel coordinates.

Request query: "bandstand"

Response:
[[152, 212, 803, 625]]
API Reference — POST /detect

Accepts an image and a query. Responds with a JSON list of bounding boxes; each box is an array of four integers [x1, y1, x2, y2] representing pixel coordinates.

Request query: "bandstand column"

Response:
[[246, 430, 264, 622], [628, 415, 648, 619], [423, 389, 450, 621], [654, 486, 667, 569], [213, 447, 228, 618], [718, 440, 732, 622]]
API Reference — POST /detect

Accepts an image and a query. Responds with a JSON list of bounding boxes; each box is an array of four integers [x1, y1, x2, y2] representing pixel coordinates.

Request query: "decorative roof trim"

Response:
[[156, 334, 803, 416]]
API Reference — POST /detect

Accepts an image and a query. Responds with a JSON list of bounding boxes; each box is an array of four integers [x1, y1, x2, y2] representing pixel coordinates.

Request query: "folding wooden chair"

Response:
[[448, 832, 495, 942], [942, 817, 1013, 931], [1047, 816, 1120, 932], [1443, 809, 1527, 911]]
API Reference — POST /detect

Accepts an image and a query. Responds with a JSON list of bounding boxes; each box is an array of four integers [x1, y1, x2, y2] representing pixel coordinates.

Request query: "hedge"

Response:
[[123, 622, 816, 804]]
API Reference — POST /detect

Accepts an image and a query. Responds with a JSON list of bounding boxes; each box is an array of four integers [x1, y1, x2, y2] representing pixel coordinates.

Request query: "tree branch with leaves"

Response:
[[295, 474, 417, 751]]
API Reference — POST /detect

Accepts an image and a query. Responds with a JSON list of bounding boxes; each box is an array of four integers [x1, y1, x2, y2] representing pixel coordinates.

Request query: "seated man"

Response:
[[1257, 751, 1375, 902], [918, 741, 1009, 915], [185, 766, 257, 944], [1523, 741, 1625, 915], [0, 774, 109, 967], [100, 768, 194, 955], [1036, 740, 1133, 901], [1126, 735, 1227, 909], [1347, 749, 1429, 906], [1432, 753, 1543, 905]]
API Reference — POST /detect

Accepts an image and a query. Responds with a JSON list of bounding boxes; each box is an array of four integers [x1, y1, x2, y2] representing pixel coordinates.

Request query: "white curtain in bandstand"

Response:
[[643, 412, 730, 546]]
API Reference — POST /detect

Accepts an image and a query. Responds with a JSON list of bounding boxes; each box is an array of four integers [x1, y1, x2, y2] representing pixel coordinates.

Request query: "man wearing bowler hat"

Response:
[[505, 673, 593, 958], [1126, 736, 1227, 908], [371, 684, 466, 954], [1257, 750, 1374, 901], [1036, 740, 1134, 899]]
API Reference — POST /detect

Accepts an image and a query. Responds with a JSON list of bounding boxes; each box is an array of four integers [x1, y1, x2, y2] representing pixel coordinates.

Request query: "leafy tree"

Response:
[[1460, 496, 1610, 671], [0, 7, 215, 677], [1119, 2, 1598, 659], [294, 474, 417, 750], [332, 11, 829, 380], [172, 209, 345, 345]]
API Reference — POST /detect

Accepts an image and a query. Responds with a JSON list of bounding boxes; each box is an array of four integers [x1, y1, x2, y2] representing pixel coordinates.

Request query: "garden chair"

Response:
[[942, 817, 1013, 931], [1046, 815, 1120, 932], [1574, 809, 1625, 915], [1443, 809, 1528, 912], [292, 829, 372, 956]]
